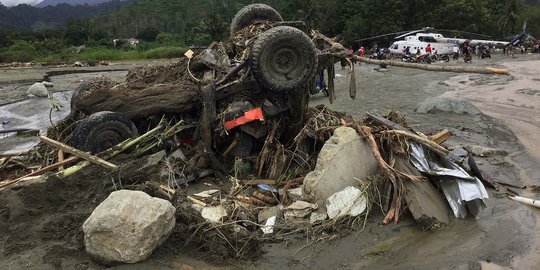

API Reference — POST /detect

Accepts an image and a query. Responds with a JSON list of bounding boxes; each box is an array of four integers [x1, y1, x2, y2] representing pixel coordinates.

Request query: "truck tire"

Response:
[[250, 26, 317, 94], [230, 4, 283, 36], [70, 81, 91, 110], [71, 111, 138, 153]]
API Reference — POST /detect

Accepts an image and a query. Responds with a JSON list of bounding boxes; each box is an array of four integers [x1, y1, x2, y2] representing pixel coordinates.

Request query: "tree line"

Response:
[[1, 0, 539, 62], [89, 0, 538, 46]]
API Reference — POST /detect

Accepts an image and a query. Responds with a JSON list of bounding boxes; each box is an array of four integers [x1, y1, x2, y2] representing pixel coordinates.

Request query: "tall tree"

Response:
[[499, 0, 523, 36]]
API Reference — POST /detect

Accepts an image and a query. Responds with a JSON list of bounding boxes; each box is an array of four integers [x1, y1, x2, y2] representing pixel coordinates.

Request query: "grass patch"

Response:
[[28, 46, 188, 65], [142, 46, 187, 59]]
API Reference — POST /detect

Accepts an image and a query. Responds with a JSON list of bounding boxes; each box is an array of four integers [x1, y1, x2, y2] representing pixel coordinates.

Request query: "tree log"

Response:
[[77, 83, 200, 118], [354, 56, 510, 75]]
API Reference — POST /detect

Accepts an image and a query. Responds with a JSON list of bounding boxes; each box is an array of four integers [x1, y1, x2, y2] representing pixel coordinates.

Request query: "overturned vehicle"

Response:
[[70, 4, 323, 155]]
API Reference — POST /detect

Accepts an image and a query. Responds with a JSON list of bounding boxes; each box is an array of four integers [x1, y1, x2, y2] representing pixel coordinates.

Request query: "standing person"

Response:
[[452, 45, 459, 60], [425, 44, 432, 54], [316, 70, 326, 92], [358, 46, 365, 58], [463, 43, 472, 62], [477, 44, 483, 59], [358, 46, 365, 65], [404, 46, 411, 56]]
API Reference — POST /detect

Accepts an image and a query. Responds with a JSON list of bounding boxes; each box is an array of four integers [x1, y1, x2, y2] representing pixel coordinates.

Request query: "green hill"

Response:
[[0, 0, 132, 30]]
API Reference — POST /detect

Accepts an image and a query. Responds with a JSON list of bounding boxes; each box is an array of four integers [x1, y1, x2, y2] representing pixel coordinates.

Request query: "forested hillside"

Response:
[[1, 0, 540, 64], [0, 0, 132, 30], [35, 0, 123, 8], [88, 0, 538, 46]]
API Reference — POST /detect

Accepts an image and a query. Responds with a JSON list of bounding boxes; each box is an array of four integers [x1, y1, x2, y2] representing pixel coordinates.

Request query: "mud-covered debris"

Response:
[[465, 145, 509, 157], [261, 216, 276, 234], [201, 206, 228, 223], [283, 201, 318, 219]]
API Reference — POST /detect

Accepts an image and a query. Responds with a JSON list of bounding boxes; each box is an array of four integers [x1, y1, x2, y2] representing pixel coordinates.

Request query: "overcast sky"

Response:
[[1, 0, 43, 6]]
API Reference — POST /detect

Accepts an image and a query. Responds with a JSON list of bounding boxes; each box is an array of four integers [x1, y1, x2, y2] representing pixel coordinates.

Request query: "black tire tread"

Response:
[[230, 4, 283, 36], [70, 81, 91, 110], [250, 26, 317, 93], [71, 111, 138, 153]]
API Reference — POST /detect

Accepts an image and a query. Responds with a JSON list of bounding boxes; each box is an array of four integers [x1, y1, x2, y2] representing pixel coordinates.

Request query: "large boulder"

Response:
[[26, 82, 49, 97], [83, 190, 175, 265], [303, 127, 378, 203], [416, 97, 481, 115]]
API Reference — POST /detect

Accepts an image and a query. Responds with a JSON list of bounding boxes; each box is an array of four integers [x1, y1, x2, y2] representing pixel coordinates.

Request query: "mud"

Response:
[[1, 53, 539, 270]]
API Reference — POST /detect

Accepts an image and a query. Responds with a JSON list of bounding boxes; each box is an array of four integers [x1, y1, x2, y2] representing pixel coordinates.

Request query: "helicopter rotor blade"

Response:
[[523, 20, 527, 32], [436, 29, 492, 39], [394, 29, 425, 39], [355, 30, 415, 42]]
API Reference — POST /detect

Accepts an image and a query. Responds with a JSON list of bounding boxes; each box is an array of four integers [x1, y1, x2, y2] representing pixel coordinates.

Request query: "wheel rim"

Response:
[[93, 125, 130, 151], [270, 47, 299, 78]]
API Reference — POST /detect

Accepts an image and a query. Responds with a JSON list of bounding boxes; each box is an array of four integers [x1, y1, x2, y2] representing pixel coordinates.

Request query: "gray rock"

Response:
[[303, 127, 378, 203], [83, 190, 175, 265], [309, 211, 328, 224], [26, 83, 49, 97], [283, 201, 318, 219], [416, 97, 481, 115], [287, 187, 303, 202], [395, 157, 449, 230]]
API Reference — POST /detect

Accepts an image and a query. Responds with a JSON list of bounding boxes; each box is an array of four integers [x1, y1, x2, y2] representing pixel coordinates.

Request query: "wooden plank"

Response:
[[187, 196, 207, 207], [39, 136, 118, 169], [366, 112, 410, 132], [429, 129, 452, 145]]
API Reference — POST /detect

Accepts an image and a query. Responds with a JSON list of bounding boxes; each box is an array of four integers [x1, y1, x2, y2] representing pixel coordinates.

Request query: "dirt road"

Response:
[[0, 54, 539, 269]]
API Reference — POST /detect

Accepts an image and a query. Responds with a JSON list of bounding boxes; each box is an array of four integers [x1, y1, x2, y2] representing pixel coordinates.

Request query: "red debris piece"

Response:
[[224, 107, 264, 130]]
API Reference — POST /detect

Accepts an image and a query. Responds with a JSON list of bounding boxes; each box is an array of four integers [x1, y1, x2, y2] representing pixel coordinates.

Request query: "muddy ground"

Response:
[[0, 53, 539, 270]]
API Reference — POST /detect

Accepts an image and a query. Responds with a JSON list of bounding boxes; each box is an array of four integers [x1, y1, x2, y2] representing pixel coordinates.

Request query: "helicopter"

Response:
[[357, 27, 531, 57]]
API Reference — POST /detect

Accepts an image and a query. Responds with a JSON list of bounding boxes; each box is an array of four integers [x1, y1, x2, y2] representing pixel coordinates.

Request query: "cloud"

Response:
[[1, 0, 43, 6]]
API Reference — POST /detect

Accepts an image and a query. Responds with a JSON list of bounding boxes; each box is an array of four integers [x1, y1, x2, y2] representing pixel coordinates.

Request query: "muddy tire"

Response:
[[230, 4, 283, 36], [71, 111, 138, 153], [250, 26, 317, 94], [70, 81, 91, 110]]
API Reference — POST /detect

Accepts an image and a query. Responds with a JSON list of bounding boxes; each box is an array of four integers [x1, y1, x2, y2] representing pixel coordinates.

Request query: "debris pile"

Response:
[[0, 3, 501, 267]]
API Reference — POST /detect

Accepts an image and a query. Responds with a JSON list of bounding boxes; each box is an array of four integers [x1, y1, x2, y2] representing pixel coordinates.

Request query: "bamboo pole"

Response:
[[40, 136, 118, 169], [59, 123, 165, 178], [354, 56, 511, 75]]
